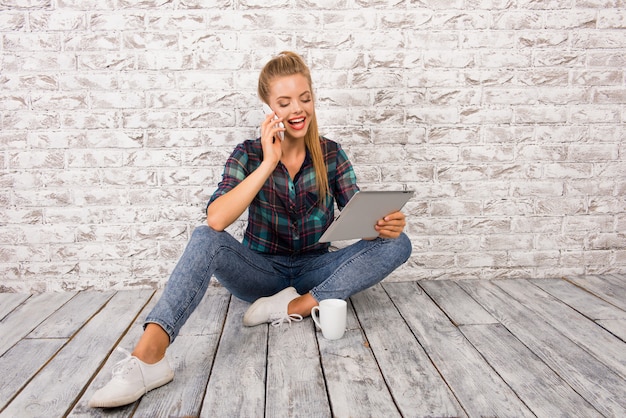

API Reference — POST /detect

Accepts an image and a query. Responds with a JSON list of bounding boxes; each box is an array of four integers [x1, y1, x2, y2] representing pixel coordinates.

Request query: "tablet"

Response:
[[318, 190, 414, 243]]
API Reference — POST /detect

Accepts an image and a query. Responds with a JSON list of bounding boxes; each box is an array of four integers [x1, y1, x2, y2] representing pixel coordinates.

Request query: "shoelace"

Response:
[[271, 313, 303, 327], [110, 347, 136, 378], [110, 347, 149, 394]]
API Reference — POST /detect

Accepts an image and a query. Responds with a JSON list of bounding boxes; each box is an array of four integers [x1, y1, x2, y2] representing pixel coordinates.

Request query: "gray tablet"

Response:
[[318, 190, 413, 243]]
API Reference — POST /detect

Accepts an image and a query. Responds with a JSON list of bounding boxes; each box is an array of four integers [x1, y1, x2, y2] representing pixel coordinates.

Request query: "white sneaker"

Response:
[[243, 287, 303, 327], [89, 349, 174, 408]]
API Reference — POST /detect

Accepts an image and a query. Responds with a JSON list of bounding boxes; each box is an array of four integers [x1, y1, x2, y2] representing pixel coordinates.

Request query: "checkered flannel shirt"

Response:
[[208, 137, 358, 254]]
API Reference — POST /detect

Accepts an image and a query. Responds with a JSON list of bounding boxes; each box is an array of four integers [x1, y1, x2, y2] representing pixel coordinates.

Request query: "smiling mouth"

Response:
[[287, 117, 307, 131], [288, 117, 305, 125]]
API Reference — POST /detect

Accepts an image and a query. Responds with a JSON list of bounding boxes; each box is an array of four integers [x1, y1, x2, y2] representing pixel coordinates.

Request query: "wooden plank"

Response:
[[133, 284, 231, 418], [532, 279, 626, 342], [0, 293, 30, 321], [496, 279, 626, 380], [2, 289, 154, 417], [317, 297, 402, 418], [350, 285, 465, 417], [531, 278, 626, 320], [69, 291, 163, 418], [28, 291, 115, 339], [420, 280, 497, 325], [603, 273, 626, 290], [265, 319, 330, 418], [567, 275, 626, 311], [201, 297, 267, 417], [0, 292, 75, 356], [0, 339, 66, 410], [461, 323, 603, 417], [384, 282, 533, 418], [597, 319, 626, 341], [458, 280, 626, 417]]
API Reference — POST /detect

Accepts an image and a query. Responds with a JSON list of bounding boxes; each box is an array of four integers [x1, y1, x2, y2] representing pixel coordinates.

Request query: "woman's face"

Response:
[[267, 74, 314, 141]]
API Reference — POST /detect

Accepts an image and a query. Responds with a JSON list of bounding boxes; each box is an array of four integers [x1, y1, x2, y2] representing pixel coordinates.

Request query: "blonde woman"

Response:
[[90, 51, 411, 408]]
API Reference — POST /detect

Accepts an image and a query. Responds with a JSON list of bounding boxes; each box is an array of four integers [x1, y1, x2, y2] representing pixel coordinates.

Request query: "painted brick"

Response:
[[457, 251, 509, 268], [509, 251, 561, 267], [511, 216, 562, 234]]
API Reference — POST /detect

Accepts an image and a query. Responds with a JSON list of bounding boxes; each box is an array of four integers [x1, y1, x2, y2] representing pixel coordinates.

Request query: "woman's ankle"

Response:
[[288, 293, 318, 317], [132, 346, 165, 364], [132, 323, 169, 364]]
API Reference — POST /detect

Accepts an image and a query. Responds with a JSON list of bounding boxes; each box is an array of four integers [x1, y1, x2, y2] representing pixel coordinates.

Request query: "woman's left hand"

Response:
[[374, 211, 406, 239]]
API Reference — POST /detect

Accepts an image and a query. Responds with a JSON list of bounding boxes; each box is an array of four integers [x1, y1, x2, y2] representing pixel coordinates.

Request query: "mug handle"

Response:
[[311, 306, 321, 330]]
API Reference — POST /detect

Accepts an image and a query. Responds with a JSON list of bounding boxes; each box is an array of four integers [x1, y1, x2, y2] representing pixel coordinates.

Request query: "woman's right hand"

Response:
[[207, 114, 283, 231], [260, 111, 284, 166]]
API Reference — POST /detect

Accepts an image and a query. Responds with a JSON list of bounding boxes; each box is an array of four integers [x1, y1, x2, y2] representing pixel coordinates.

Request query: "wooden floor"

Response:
[[0, 276, 625, 418]]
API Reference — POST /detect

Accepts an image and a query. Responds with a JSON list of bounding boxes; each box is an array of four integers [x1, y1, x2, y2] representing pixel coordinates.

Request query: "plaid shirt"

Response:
[[208, 137, 358, 254]]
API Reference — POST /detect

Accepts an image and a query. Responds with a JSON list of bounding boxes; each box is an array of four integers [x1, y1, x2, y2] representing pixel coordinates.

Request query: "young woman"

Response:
[[89, 51, 412, 408]]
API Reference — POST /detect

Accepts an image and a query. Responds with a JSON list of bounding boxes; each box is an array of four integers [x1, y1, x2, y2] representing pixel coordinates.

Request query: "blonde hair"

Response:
[[258, 51, 329, 201]]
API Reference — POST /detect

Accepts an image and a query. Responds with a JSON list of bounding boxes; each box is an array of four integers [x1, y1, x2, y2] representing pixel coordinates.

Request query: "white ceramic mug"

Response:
[[311, 299, 347, 340]]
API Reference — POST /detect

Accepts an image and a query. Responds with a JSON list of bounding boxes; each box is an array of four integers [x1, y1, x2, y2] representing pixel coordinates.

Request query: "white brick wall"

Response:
[[1, 1, 625, 291]]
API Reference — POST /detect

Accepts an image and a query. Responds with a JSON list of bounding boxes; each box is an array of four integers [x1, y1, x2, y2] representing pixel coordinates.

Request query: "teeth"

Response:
[[290, 118, 305, 123]]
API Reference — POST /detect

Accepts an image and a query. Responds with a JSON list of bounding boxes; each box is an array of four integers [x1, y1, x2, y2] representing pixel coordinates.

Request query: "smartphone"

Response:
[[262, 103, 284, 141]]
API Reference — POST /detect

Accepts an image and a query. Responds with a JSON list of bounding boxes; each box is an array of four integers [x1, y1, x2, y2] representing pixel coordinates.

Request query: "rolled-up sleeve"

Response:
[[333, 145, 359, 209], [206, 144, 249, 212]]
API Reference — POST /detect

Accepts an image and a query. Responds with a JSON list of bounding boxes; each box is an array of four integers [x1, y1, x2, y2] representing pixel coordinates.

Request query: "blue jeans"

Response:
[[145, 225, 412, 343]]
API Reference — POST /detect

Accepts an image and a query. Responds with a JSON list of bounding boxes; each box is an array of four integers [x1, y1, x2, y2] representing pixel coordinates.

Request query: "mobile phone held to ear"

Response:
[[262, 103, 284, 141]]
